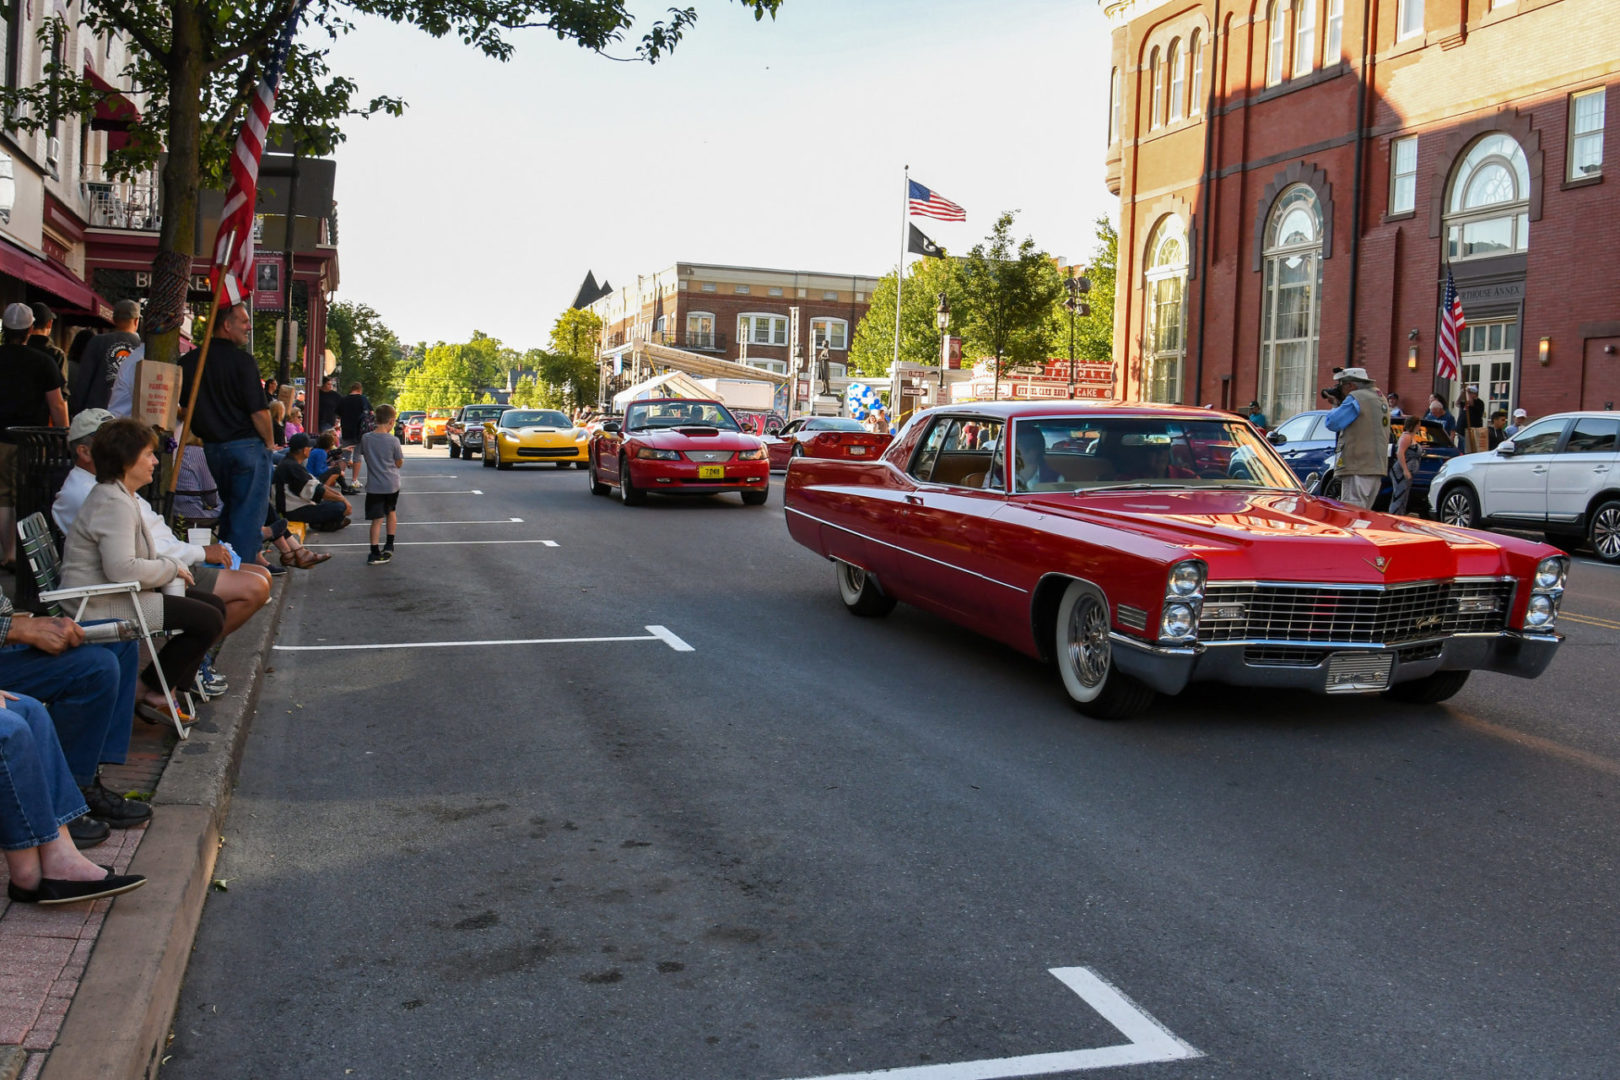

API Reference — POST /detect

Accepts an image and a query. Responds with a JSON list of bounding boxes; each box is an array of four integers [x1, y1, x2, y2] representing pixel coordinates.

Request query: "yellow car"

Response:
[[482, 408, 590, 470]]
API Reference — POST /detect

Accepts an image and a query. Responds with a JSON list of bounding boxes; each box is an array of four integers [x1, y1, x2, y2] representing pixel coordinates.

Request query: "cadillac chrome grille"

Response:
[[1200, 579, 1515, 646]]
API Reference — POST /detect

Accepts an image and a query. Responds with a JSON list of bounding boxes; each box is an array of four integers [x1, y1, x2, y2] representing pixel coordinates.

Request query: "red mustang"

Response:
[[784, 401, 1566, 718], [587, 398, 771, 506]]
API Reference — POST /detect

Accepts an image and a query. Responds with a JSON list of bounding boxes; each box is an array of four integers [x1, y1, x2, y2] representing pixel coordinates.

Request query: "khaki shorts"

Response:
[[0, 441, 14, 506], [191, 563, 221, 591]]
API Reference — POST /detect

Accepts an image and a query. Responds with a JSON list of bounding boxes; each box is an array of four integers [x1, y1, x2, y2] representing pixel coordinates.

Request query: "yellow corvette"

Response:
[[482, 408, 590, 470]]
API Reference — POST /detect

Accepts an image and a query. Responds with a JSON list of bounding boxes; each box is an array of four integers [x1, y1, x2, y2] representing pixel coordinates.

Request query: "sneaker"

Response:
[[81, 778, 153, 829], [378, 550, 394, 564], [67, 815, 111, 849], [194, 658, 228, 698], [367, 551, 384, 565], [266, 563, 289, 577]]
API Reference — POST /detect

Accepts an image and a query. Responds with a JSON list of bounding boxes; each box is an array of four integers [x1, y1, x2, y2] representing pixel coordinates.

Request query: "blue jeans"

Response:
[[205, 437, 272, 567], [0, 635, 136, 785], [0, 696, 90, 851]]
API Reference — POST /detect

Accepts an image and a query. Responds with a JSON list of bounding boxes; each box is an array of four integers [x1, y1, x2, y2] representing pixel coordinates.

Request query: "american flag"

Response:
[[210, 2, 308, 306], [1436, 269, 1465, 381], [908, 179, 966, 222]]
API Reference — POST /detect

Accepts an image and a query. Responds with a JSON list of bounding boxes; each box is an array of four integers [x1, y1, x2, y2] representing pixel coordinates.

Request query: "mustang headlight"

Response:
[[1534, 556, 1568, 591], [736, 447, 768, 461], [635, 447, 682, 461]]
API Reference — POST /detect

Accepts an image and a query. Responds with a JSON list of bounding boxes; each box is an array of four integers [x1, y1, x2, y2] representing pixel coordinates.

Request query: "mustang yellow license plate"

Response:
[[698, 464, 725, 479]]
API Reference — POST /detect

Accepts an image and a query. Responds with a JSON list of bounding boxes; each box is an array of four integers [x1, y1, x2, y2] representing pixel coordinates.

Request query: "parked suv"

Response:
[[1428, 411, 1620, 561], [446, 403, 512, 458]]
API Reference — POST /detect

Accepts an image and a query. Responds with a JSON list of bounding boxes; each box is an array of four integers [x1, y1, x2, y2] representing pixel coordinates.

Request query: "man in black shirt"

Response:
[[334, 382, 372, 491], [0, 303, 68, 568], [27, 303, 68, 388], [317, 376, 341, 433], [179, 303, 275, 569], [273, 434, 350, 531], [69, 299, 141, 416]]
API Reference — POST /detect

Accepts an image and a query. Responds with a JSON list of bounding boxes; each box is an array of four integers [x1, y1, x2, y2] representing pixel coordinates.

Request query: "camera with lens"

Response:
[[1319, 366, 1346, 404]]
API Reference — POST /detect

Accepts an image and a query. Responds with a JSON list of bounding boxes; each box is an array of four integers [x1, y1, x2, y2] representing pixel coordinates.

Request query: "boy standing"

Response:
[[362, 404, 403, 565]]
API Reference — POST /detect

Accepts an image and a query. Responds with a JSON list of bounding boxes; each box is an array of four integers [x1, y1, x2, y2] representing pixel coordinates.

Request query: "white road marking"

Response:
[[275, 625, 695, 653], [776, 967, 1200, 1080], [389, 518, 524, 526], [306, 539, 557, 548], [396, 489, 484, 495]]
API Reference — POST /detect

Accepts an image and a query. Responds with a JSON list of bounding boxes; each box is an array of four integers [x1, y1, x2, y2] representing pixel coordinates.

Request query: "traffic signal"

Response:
[[1065, 271, 1091, 318]]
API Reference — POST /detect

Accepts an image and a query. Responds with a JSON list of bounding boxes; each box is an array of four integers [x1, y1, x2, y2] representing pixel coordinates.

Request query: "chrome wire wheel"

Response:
[[1066, 594, 1111, 692], [1052, 579, 1154, 718], [1591, 501, 1620, 563]]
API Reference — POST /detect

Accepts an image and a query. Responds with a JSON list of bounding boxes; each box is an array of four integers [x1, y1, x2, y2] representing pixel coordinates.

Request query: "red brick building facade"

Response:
[[1104, 0, 1617, 425]]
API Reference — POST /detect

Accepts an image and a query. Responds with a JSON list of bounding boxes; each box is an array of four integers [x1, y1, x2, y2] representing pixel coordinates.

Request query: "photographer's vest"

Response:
[[1336, 387, 1390, 477]]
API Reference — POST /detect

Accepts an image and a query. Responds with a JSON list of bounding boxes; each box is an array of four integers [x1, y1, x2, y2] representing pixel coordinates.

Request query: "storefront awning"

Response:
[[85, 67, 141, 152], [0, 237, 112, 316]]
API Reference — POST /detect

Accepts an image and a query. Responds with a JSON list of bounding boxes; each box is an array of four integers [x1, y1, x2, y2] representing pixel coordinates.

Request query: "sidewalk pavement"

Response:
[[0, 573, 289, 1080]]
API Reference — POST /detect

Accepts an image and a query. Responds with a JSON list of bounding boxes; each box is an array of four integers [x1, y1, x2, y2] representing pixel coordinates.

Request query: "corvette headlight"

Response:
[[736, 447, 768, 461], [1534, 556, 1567, 591], [635, 447, 681, 461]]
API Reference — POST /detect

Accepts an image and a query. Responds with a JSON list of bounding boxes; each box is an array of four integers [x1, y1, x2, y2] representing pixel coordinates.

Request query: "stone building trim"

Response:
[[1251, 162, 1334, 272], [1427, 108, 1544, 239], [1140, 194, 1196, 282]]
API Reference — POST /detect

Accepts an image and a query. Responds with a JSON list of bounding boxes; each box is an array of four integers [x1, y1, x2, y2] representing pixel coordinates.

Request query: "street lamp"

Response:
[[936, 291, 950, 404], [1064, 268, 1092, 399]]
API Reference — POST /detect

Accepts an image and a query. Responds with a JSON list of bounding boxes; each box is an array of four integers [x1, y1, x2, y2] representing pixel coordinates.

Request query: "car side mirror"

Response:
[[1267, 431, 1287, 445], [601, 421, 621, 434], [1496, 441, 1516, 457], [1304, 471, 1321, 492]]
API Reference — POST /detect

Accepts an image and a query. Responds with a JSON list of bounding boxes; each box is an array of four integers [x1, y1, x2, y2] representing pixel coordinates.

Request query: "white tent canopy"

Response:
[[611, 370, 714, 410]]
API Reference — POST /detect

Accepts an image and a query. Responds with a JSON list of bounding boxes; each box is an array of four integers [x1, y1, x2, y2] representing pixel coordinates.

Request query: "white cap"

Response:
[[2, 302, 34, 330], [1513, 408, 1527, 418], [1466, 383, 1479, 393], [67, 408, 117, 442]]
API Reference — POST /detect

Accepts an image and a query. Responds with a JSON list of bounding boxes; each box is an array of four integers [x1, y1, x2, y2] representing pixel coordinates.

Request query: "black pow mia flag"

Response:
[[907, 224, 945, 259]]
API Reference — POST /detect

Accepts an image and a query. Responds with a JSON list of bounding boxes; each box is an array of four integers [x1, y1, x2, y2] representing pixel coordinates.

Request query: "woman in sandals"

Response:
[[59, 419, 226, 725]]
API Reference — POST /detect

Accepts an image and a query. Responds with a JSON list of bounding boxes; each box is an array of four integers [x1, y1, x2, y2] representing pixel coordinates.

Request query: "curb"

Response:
[[38, 577, 292, 1080]]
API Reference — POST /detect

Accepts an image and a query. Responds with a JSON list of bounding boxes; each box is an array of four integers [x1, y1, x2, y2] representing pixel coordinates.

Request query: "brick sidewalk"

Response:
[[0, 702, 179, 1080]]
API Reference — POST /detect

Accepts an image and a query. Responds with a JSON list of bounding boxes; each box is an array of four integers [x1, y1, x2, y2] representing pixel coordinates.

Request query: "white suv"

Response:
[[1429, 411, 1620, 562]]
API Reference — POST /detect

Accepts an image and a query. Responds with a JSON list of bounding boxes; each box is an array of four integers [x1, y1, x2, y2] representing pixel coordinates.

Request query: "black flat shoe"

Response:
[[82, 779, 154, 829], [7, 870, 146, 906], [67, 816, 111, 849]]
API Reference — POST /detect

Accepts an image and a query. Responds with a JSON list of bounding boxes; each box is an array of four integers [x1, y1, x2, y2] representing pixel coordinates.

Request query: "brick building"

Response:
[[589, 262, 879, 402], [1103, 0, 1617, 426]]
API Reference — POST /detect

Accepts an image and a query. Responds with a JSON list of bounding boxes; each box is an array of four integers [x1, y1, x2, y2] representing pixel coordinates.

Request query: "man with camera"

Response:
[[1320, 366, 1391, 510]]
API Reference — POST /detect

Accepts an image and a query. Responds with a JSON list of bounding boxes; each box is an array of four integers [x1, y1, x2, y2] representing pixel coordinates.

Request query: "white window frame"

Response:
[[810, 317, 849, 351], [1168, 39, 1184, 123], [1389, 135, 1418, 215], [1187, 33, 1202, 116], [700, 282, 717, 292], [1143, 217, 1188, 405], [745, 358, 788, 376], [1569, 88, 1606, 181], [1149, 48, 1163, 128], [1267, 1, 1289, 87], [1397, 0, 1424, 41], [1108, 67, 1121, 142], [822, 290, 839, 300], [768, 286, 784, 296], [734, 284, 750, 294], [1293, 0, 1316, 76], [737, 313, 789, 348], [685, 311, 716, 349], [1325, 0, 1343, 61], [1444, 132, 1531, 261], [1259, 184, 1324, 426]]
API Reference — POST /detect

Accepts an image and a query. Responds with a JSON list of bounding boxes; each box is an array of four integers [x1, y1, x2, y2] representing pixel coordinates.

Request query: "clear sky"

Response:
[[324, 0, 1117, 349]]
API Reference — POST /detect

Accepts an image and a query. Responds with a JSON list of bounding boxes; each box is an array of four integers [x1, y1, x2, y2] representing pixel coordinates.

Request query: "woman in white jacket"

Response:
[[59, 419, 225, 724]]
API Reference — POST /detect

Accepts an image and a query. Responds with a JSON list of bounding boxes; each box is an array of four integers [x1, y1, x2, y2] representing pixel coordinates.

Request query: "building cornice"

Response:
[[1100, 0, 1180, 29]]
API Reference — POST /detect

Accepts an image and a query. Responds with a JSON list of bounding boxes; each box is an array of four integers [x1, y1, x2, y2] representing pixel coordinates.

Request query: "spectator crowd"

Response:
[[1, 298, 399, 908]]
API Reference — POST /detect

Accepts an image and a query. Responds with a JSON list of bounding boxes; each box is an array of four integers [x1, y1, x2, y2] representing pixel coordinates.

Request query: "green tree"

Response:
[[539, 308, 605, 409], [0, 1, 782, 368], [848, 257, 964, 378], [957, 211, 1065, 393], [509, 375, 542, 407], [1043, 216, 1119, 384], [326, 301, 403, 402], [394, 332, 508, 412]]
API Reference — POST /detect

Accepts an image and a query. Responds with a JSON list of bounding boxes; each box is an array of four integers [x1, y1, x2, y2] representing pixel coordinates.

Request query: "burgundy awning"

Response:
[[85, 67, 140, 152], [0, 237, 111, 315]]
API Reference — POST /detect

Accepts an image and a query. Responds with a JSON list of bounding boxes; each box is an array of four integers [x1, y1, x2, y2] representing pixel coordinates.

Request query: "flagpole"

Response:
[[890, 165, 909, 427], [167, 276, 229, 496]]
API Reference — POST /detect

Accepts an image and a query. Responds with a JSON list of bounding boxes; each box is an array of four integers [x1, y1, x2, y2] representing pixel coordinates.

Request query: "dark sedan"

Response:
[[1269, 409, 1456, 513]]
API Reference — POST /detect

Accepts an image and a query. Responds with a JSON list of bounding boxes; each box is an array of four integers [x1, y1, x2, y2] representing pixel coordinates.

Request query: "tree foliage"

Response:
[[957, 211, 1065, 383], [326, 301, 403, 401], [1044, 216, 1118, 367], [394, 331, 509, 412], [848, 257, 964, 378]]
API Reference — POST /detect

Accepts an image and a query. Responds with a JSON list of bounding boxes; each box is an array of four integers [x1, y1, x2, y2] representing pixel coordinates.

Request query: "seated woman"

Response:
[[59, 418, 226, 725], [2, 691, 146, 905]]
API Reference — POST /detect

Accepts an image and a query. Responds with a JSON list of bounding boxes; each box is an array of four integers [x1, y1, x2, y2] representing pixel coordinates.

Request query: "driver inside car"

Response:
[[1010, 426, 1061, 491]]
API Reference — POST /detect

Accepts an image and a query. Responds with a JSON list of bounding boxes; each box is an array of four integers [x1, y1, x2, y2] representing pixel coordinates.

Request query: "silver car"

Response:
[[1428, 411, 1620, 562]]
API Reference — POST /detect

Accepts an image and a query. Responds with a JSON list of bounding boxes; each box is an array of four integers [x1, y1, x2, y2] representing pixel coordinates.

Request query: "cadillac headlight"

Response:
[[1534, 556, 1568, 591], [1525, 594, 1556, 627], [635, 447, 682, 461], [1168, 560, 1206, 597], [1161, 603, 1196, 639]]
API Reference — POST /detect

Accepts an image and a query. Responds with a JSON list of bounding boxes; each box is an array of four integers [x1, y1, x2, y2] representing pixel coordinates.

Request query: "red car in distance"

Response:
[[400, 412, 426, 444], [761, 416, 891, 471], [586, 398, 771, 506], [784, 400, 1566, 718]]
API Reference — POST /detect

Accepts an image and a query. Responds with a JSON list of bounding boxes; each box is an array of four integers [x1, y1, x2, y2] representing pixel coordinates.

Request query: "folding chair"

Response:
[[16, 513, 191, 739]]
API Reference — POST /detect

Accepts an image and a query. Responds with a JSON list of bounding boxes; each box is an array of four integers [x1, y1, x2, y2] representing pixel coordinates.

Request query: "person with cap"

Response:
[[1457, 384, 1487, 454], [27, 303, 68, 386], [1386, 392, 1404, 422], [178, 302, 275, 575], [68, 299, 141, 416], [272, 432, 351, 539], [1322, 366, 1391, 510], [0, 302, 69, 572], [1505, 407, 1530, 440], [1246, 400, 1269, 430]]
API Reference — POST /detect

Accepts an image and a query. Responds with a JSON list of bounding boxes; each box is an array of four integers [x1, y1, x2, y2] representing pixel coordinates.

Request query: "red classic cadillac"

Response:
[[587, 398, 771, 506], [783, 401, 1566, 718]]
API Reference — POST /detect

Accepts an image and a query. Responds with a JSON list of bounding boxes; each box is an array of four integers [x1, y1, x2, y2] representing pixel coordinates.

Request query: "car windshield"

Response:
[[625, 401, 740, 432], [464, 407, 507, 420], [807, 418, 866, 432], [1007, 416, 1300, 493], [503, 410, 571, 428]]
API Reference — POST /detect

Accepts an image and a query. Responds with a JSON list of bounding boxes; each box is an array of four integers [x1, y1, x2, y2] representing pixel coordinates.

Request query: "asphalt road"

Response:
[[162, 445, 1620, 1080]]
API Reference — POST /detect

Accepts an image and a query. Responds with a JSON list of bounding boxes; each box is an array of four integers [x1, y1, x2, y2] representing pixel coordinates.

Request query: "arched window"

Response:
[[1188, 31, 1203, 116], [1144, 218, 1189, 405], [1259, 185, 1323, 425], [1108, 67, 1120, 143], [1267, 1, 1288, 87], [1293, 0, 1316, 76], [1445, 133, 1531, 260], [1168, 39, 1184, 122], [1149, 48, 1163, 128]]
